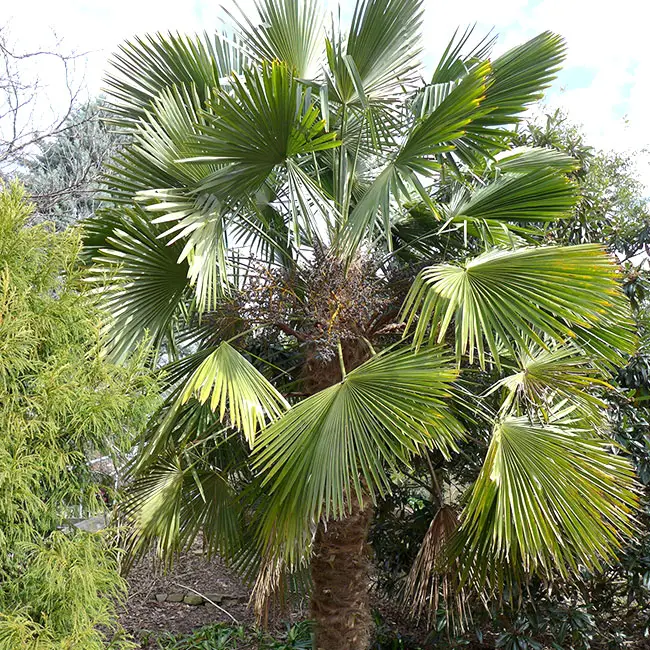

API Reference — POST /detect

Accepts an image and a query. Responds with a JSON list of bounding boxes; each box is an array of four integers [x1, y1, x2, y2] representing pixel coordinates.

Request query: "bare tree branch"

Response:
[[0, 24, 89, 170]]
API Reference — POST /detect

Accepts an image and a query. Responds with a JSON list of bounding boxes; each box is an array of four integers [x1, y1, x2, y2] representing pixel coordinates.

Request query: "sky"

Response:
[[4, 0, 649, 188]]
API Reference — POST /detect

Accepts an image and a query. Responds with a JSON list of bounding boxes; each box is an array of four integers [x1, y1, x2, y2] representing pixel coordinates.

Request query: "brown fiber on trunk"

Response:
[[310, 491, 374, 650]]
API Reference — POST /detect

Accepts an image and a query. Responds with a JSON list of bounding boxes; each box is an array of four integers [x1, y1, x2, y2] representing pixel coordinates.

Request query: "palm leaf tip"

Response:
[[180, 341, 289, 446]]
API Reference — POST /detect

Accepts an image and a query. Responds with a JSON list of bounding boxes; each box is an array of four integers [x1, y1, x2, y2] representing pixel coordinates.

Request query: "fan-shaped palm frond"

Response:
[[451, 415, 638, 587], [479, 31, 566, 125], [402, 244, 636, 366], [120, 453, 241, 564], [450, 168, 578, 223], [226, 0, 325, 78], [252, 347, 463, 558], [178, 341, 289, 446], [491, 146, 579, 174], [452, 31, 567, 162], [87, 207, 189, 361], [104, 30, 248, 127], [340, 61, 491, 252], [189, 60, 339, 202], [326, 0, 424, 104], [487, 343, 609, 424]]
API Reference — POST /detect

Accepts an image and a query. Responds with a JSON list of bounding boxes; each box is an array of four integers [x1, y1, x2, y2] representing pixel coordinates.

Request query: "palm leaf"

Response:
[[189, 60, 339, 202], [441, 31, 566, 163], [87, 207, 189, 362], [430, 25, 495, 84], [451, 168, 579, 223], [451, 415, 638, 586], [491, 146, 579, 174], [104, 30, 248, 127], [479, 31, 566, 125], [328, 0, 424, 103], [402, 244, 636, 367], [121, 454, 241, 565], [340, 62, 491, 252], [179, 341, 290, 446], [487, 343, 609, 425], [252, 347, 463, 559], [227, 0, 325, 78]]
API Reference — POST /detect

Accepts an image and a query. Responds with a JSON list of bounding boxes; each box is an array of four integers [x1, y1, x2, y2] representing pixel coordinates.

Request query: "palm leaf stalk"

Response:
[[88, 1, 639, 647]]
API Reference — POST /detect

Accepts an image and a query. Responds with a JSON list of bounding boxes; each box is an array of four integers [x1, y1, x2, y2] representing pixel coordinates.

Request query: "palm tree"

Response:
[[86, 1, 639, 647]]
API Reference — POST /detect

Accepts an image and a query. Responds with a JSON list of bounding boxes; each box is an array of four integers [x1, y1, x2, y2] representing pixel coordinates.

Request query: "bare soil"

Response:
[[119, 543, 253, 645]]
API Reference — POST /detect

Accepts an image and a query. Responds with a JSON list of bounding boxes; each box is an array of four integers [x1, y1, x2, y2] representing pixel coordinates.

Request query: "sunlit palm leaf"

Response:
[[487, 343, 609, 425], [479, 31, 566, 125], [227, 0, 325, 78], [252, 347, 463, 558], [179, 341, 289, 446], [430, 26, 495, 84], [451, 168, 578, 223], [451, 415, 637, 586], [455, 31, 566, 161], [328, 0, 423, 103], [100, 83, 216, 207], [492, 146, 579, 174], [402, 244, 636, 367], [189, 61, 339, 202], [340, 62, 491, 252], [141, 188, 230, 313]]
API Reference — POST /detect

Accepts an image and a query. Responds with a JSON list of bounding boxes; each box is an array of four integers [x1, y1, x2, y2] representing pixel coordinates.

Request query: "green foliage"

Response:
[[0, 182, 158, 648], [85, 0, 643, 643], [372, 110, 650, 647], [154, 621, 313, 650]]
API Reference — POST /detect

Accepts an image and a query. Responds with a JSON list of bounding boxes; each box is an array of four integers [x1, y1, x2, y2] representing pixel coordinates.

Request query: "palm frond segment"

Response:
[[120, 454, 241, 564], [227, 0, 325, 78], [340, 62, 491, 252], [452, 168, 578, 223], [452, 416, 638, 586], [191, 60, 339, 201], [104, 30, 248, 127], [180, 342, 290, 447], [488, 343, 609, 424], [87, 207, 189, 362], [252, 347, 463, 557], [402, 244, 636, 367], [327, 0, 424, 103]]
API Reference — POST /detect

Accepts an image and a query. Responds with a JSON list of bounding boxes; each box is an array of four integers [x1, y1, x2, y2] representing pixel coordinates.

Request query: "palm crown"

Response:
[[87, 0, 639, 644]]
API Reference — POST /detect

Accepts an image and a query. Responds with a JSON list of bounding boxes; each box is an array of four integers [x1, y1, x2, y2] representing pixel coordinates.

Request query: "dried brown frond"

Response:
[[250, 552, 288, 628], [403, 505, 470, 633]]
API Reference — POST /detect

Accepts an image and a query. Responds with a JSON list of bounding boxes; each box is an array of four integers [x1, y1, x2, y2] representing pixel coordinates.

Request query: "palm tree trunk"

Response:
[[310, 491, 374, 650]]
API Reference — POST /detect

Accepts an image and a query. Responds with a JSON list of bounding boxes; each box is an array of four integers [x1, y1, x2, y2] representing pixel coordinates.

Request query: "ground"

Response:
[[119, 540, 309, 647]]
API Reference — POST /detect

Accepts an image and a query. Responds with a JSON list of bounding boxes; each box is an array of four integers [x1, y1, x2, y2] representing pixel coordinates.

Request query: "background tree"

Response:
[[0, 26, 86, 170], [0, 182, 158, 648], [85, 2, 640, 649], [1, 26, 113, 230], [20, 99, 122, 229]]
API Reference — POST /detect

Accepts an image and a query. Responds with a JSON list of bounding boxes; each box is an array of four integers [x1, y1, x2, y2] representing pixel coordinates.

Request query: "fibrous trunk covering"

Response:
[[311, 492, 374, 650]]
